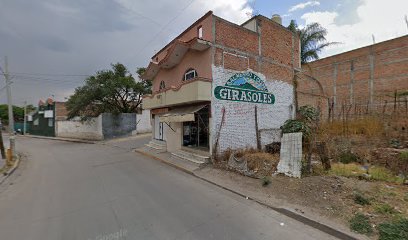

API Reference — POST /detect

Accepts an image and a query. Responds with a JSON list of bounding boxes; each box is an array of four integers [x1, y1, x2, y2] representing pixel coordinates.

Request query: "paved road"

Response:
[[0, 135, 338, 240]]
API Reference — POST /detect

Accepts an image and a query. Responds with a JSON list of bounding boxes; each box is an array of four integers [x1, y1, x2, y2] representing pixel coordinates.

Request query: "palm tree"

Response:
[[287, 20, 337, 64]]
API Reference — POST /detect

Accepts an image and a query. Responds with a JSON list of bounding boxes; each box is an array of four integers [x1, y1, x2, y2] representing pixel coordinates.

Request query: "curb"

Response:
[[18, 135, 95, 144], [0, 154, 21, 185], [135, 149, 358, 240]]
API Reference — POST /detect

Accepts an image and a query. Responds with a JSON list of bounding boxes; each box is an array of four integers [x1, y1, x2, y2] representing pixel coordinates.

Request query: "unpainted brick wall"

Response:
[[300, 35, 408, 118]]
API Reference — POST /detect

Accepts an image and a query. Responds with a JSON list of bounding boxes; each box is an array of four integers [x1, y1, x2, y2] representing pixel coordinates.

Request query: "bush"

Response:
[[354, 192, 370, 205], [378, 218, 408, 240], [349, 213, 373, 234], [261, 176, 271, 187], [338, 151, 359, 164]]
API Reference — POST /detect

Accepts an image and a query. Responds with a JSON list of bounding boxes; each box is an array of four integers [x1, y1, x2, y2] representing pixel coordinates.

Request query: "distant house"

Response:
[[27, 98, 67, 137]]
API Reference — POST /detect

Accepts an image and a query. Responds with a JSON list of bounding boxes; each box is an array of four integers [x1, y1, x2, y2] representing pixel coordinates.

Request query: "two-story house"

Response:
[[142, 11, 300, 161]]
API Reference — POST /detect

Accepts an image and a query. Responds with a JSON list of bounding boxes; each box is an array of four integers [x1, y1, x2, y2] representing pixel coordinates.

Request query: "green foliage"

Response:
[[338, 151, 359, 164], [280, 105, 319, 139], [375, 204, 397, 215], [0, 105, 25, 124], [349, 213, 373, 234], [389, 139, 401, 148], [261, 176, 271, 187], [298, 105, 319, 123], [66, 64, 151, 119], [378, 218, 408, 240], [287, 20, 338, 64], [400, 151, 408, 161], [354, 192, 370, 205]]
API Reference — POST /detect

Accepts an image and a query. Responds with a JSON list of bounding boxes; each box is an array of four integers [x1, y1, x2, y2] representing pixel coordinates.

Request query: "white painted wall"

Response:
[[56, 116, 103, 140], [136, 110, 152, 134], [211, 66, 294, 153]]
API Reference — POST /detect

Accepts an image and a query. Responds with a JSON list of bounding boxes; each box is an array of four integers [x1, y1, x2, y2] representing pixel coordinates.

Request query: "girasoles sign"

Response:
[[214, 72, 275, 104]]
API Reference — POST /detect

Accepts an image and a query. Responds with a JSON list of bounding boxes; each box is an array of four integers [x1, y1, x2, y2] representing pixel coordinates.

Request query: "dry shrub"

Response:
[[245, 152, 279, 171], [320, 117, 384, 138]]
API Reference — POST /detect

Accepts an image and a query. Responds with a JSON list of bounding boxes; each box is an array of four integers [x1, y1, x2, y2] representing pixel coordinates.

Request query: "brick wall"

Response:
[[299, 35, 408, 119], [55, 102, 68, 121]]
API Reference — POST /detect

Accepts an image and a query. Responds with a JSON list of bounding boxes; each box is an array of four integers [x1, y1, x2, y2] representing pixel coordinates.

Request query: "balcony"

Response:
[[143, 78, 212, 109]]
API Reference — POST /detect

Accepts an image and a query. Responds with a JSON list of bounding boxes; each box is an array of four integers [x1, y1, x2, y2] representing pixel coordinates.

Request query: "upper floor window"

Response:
[[159, 80, 166, 90], [184, 69, 197, 81], [197, 26, 203, 38]]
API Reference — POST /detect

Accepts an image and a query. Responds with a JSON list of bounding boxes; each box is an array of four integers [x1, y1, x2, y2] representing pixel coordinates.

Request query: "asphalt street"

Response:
[[0, 135, 338, 240]]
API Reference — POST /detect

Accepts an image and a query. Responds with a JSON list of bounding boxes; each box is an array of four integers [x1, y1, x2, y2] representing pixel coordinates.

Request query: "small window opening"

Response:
[[198, 26, 203, 38], [184, 69, 197, 81], [159, 81, 166, 90]]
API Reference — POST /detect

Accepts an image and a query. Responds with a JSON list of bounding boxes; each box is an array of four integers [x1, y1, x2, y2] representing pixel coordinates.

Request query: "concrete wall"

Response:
[[165, 122, 182, 152], [136, 110, 152, 134], [211, 66, 294, 153], [56, 116, 103, 140], [101, 113, 137, 139]]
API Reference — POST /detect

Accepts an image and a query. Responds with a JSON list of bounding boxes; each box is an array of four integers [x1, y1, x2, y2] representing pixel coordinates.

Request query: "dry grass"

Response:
[[320, 117, 385, 138], [329, 163, 404, 183], [244, 152, 279, 171]]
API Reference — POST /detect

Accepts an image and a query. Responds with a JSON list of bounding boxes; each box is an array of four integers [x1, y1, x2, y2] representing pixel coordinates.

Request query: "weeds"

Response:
[[375, 204, 397, 215], [354, 192, 370, 205], [329, 163, 403, 183], [338, 151, 359, 164], [261, 176, 271, 187], [378, 218, 408, 240], [349, 213, 373, 234]]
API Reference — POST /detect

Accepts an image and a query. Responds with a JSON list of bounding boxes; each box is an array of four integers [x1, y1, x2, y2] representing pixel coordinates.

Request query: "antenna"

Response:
[[405, 15, 408, 31], [372, 34, 375, 44]]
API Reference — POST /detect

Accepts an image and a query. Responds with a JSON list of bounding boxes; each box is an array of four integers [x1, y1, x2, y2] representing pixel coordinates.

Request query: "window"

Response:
[[183, 69, 197, 81], [159, 81, 166, 90], [197, 26, 203, 38]]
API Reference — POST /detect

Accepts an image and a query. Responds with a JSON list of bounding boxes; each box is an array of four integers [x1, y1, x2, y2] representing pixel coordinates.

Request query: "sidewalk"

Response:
[[18, 134, 95, 144], [135, 146, 367, 240]]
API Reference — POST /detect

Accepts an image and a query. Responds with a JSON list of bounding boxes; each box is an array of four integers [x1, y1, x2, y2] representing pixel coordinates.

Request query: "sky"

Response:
[[0, 0, 407, 105]]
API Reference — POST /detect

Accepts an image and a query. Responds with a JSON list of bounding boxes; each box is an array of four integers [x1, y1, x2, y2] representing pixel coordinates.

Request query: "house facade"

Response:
[[28, 98, 59, 137], [142, 11, 300, 157]]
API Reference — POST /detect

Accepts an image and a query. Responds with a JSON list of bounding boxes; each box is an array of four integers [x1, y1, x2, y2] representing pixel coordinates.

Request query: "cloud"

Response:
[[301, 0, 408, 58], [0, 0, 253, 105], [289, 1, 320, 13]]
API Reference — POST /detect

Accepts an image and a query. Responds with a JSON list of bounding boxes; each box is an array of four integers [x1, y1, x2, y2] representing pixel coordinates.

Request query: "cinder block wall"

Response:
[[300, 35, 408, 118]]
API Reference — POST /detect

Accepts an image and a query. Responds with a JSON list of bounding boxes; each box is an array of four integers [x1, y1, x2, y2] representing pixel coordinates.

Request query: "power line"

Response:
[[7, 72, 91, 77], [133, 0, 196, 57]]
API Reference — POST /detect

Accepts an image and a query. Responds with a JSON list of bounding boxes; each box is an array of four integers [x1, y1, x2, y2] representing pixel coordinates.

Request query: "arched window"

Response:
[[159, 80, 166, 90], [183, 68, 197, 81]]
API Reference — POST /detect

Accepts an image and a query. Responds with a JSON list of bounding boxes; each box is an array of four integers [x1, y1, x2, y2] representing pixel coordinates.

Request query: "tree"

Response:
[[66, 63, 152, 119], [0, 105, 25, 124], [287, 20, 337, 64]]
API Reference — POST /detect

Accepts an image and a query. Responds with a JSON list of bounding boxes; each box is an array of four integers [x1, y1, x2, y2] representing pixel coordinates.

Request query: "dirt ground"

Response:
[[195, 166, 408, 239]]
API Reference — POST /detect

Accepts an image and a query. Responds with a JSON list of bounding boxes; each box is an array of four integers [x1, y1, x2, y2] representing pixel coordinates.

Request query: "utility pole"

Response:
[[23, 101, 27, 135], [4, 56, 14, 135], [2, 56, 15, 158], [0, 119, 5, 159]]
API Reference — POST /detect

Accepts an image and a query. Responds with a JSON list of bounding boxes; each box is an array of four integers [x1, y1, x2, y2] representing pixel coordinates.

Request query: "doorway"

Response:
[[182, 106, 209, 150], [154, 115, 165, 141]]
